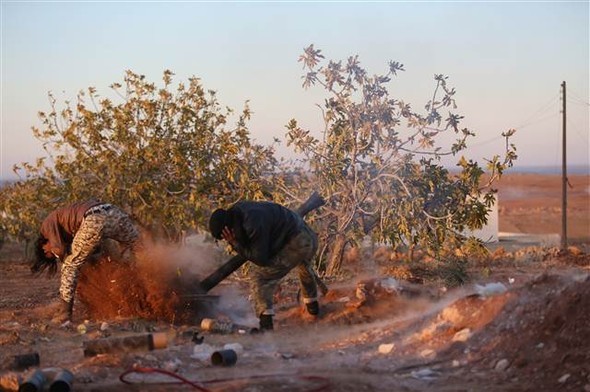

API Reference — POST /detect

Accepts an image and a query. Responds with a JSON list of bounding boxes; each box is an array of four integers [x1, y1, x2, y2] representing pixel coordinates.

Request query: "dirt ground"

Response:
[[1, 173, 589, 392]]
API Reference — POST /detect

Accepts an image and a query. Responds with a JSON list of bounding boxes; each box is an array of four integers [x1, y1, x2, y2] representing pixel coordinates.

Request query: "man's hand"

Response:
[[221, 227, 237, 248]]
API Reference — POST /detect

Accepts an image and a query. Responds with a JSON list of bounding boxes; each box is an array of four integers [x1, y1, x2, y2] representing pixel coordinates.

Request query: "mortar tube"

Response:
[[18, 369, 46, 392], [49, 369, 74, 392], [198, 255, 247, 293], [211, 349, 238, 366], [198, 193, 324, 294]]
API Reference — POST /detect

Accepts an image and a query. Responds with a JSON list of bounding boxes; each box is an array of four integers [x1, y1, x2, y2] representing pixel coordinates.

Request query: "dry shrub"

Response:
[[343, 246, 361, 265]]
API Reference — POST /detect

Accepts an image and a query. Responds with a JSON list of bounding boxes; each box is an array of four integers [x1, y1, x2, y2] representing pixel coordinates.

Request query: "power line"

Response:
[[515, 93, 560, 129], [517, 111, 559, 130], [567, 97, 590, 107], [567, 87, 590, 106], [567, 117, 590, 145]]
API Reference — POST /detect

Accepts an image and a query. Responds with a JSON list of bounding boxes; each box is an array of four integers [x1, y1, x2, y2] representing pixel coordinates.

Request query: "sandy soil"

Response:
[[0, 173, 589, 392], [494, 173, 589, 242]]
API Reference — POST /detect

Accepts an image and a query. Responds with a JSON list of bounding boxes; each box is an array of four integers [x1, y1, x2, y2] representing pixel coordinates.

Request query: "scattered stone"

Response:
[[191, 343, 215, 361], [379, 277, 400, 293], [494, 358, 510, 371], [77, 323, 88, 334], [583, 384, 590, 392], [0, 372, 21, 391], [558, 374, 570, 384], [475, 282, 507, 297], [420, 349, 436, 359], [378, 343, 395, 354], [411, 368, 439, 380], [100, 322, 109, 331], [536, 343, 544, 349], [163, 358, 182, 372], [452, 328, 472, 342], [567, 246, 582, 256]]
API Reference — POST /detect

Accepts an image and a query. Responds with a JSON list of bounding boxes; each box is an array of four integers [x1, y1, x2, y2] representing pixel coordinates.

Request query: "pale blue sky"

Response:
[[1, 1, 589, 180]]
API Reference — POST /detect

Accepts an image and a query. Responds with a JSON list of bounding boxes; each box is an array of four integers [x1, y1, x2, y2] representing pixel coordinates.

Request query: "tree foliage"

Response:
[[1, 70, 277, 241], [286, 45, 517, 274], [1, 47, 517, 278]]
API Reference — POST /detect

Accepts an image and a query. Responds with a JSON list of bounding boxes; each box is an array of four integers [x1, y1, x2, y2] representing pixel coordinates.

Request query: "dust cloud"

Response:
[[76, 235, 232, 323]]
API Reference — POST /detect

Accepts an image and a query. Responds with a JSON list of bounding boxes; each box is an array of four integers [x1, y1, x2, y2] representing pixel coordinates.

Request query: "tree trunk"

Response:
[[326, 233, 347, 276]]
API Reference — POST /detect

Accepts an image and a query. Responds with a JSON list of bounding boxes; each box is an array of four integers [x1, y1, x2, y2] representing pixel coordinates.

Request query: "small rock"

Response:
[[77, 324, 87, 334], [100, 322, 109, 331], [379, 277, 400, 293], [568, 246, 582, 256], [558, 374, 570, 384], [0, 372, 21, 391], [378, 343, 395, 354], [536, 343, 544, 349], [420, 349, 436, 359], [191, 343, 214, 361], [494, 358, 510, 371], [163, 358, 182, 372], [411, 368, 439, 380], [583, 384, 590, 392], [475, 282, 507, 297], [452, 328, 472, 342], [452, 360, 460, 367]]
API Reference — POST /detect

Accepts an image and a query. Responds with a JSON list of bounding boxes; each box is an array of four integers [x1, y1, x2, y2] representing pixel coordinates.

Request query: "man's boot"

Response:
[[51, 298, 73, 324], [259, 314, 274, 331], [305, 300, 320, 316]]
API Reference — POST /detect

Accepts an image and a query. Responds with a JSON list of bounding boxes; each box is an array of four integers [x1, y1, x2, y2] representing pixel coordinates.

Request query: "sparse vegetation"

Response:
[[0, 45, 517, 276]]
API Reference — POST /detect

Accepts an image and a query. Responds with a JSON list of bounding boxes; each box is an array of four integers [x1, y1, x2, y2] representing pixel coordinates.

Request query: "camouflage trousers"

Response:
[[248, 224, 319, 317], [60, 206, 141, 303]]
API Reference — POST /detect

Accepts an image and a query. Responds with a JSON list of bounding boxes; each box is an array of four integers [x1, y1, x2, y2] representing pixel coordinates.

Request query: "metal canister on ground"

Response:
[[211, 349, 238, 366], [12, 353, 40, 371], [18, 369, 46, 392], [200, 318, 234, 334], [49, 369, 74, 392], [82, 332, 168, 357], [200, 318, 259, 334]]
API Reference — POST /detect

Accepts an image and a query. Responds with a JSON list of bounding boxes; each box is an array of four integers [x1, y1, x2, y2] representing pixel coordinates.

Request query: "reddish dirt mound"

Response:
[[467, 273, 590, 387], [77, 255, 208, 323]]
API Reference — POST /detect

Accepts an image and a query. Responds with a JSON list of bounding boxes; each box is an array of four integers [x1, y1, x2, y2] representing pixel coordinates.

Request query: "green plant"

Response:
[[286, 45, 517, 275], [1, 70, 277, 241]]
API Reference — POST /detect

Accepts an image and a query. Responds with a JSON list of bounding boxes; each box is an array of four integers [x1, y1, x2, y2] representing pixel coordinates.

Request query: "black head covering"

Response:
[[209, 209, 228, 240]]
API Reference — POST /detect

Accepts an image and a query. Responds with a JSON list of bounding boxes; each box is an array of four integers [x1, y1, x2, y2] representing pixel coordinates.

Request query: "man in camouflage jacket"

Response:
[[30, 199, 142, 323]]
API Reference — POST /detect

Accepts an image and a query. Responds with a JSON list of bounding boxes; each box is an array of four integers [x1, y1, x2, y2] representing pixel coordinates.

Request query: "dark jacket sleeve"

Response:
[[240, 221, 271, 266], [231, 201, 301, 267]]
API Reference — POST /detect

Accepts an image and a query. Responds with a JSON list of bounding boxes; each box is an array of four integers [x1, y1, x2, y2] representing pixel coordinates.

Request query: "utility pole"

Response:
[[561, 81, 567, 250]]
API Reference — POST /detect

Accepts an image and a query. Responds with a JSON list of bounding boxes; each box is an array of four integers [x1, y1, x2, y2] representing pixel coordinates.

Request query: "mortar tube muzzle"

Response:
[[18, 369, 46, 392], [49, 369, 74, 392], [211, 349, 238, 366]]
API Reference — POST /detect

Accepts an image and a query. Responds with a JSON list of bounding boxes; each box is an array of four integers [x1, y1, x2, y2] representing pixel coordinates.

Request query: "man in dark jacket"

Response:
[[209, 201, 320, 331], [30, 199, 142, 323]]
